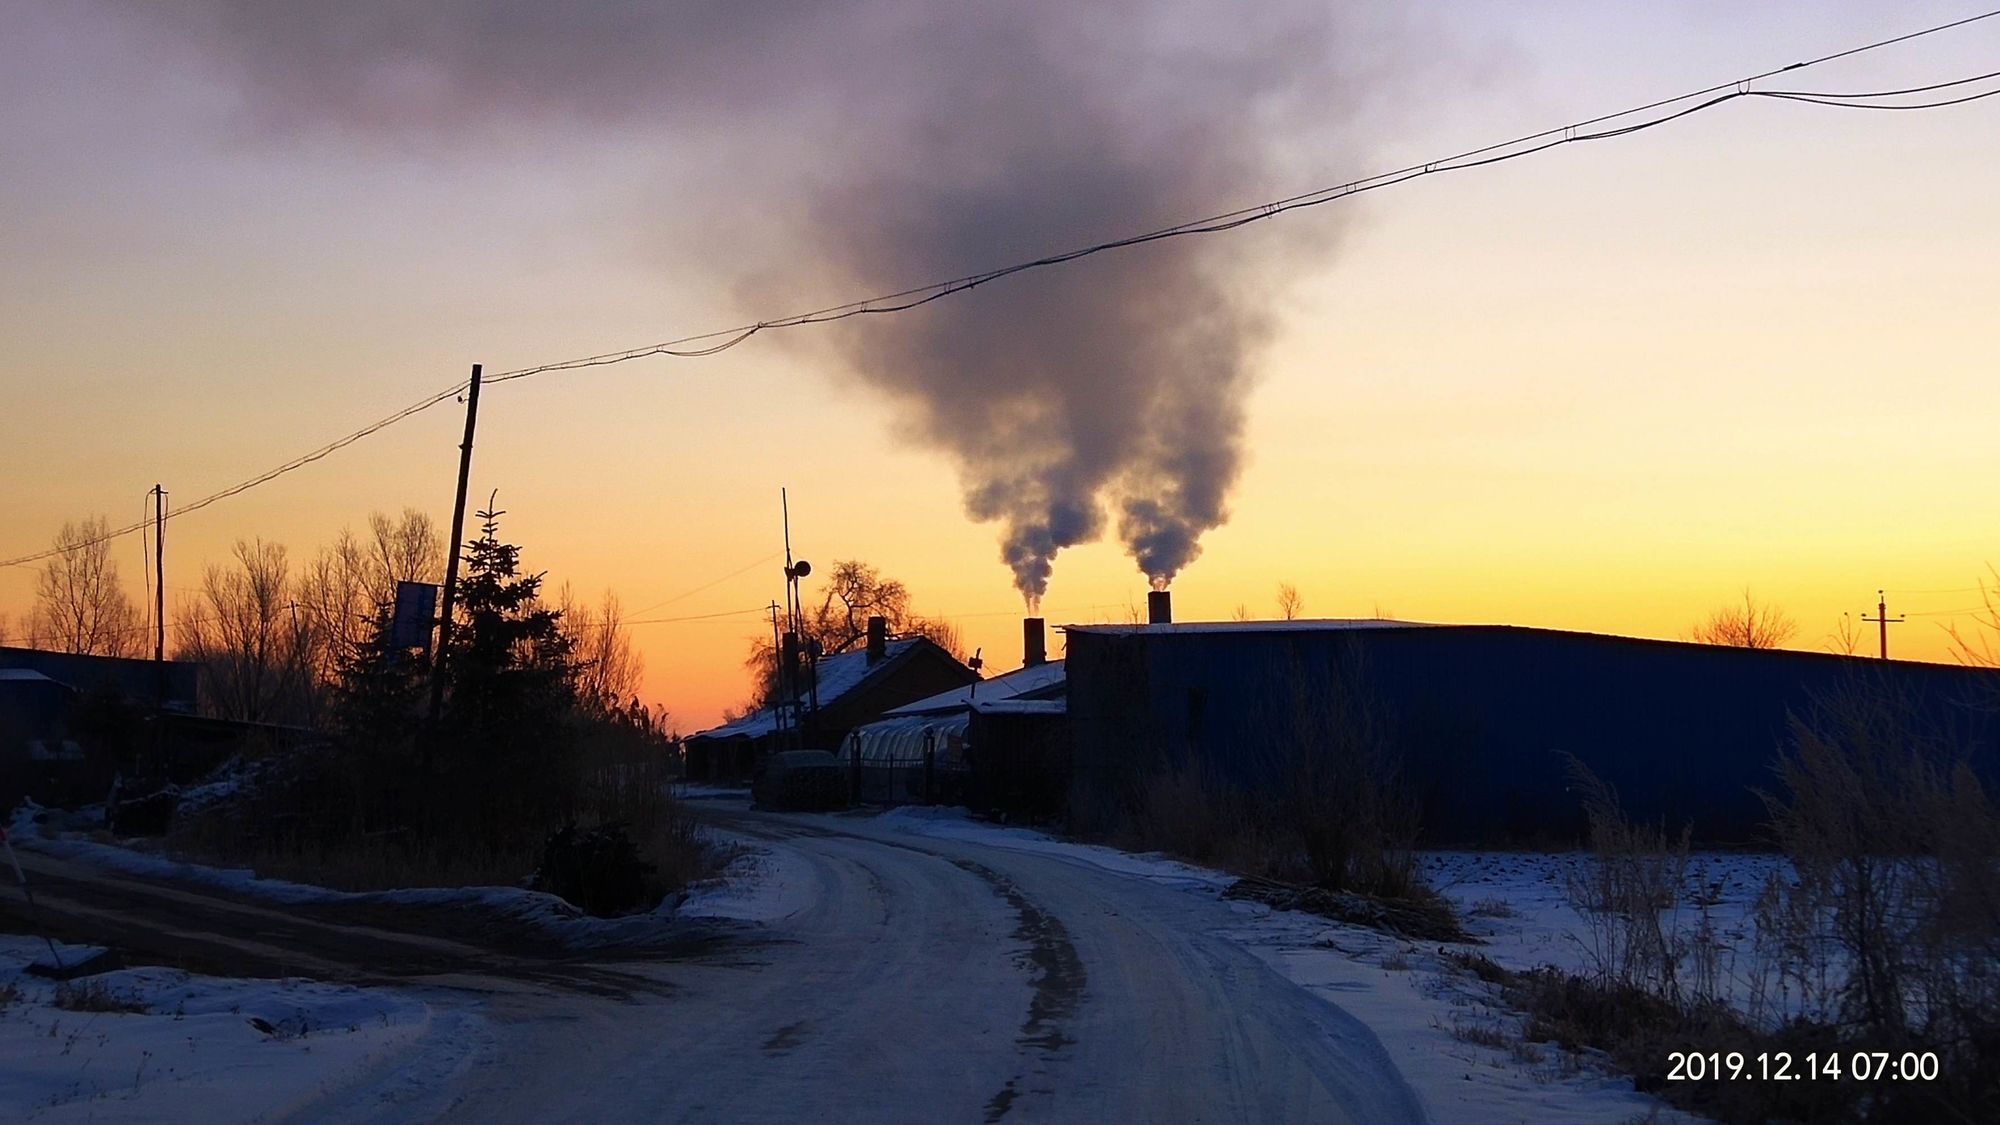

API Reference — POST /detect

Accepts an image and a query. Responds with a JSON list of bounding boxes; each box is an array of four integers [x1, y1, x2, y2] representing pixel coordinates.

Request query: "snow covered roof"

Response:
[[0, 669, 64, 686], [883, 659, 1067, 717], [692, 637, 929, 741], [967, 699, 1065, 717], [1063, 618, 1442, 636]]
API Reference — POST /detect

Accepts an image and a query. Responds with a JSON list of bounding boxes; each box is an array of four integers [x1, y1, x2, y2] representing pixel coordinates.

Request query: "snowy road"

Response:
[[408, 807, 1428, 1124]]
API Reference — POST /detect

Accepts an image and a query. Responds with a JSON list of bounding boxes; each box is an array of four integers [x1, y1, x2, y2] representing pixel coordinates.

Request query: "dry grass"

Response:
[[54, 979, 148, 1015]]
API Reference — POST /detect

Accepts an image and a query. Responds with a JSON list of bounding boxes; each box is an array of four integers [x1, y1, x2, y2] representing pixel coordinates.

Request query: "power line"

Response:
[[625, 552, 784, 618], [3, 10, 1997, 570]]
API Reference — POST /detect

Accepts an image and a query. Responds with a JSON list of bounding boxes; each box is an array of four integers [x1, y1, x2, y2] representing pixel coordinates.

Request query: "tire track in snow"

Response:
[[948, 856, 1085, 1122]]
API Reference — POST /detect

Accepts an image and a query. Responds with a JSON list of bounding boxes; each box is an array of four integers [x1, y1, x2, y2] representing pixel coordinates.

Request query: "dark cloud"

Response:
[[119, 0, 1380, 600]]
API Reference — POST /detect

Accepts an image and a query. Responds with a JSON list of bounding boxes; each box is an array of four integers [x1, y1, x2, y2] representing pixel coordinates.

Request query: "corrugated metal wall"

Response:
[[1065, 625, 2000, 844]]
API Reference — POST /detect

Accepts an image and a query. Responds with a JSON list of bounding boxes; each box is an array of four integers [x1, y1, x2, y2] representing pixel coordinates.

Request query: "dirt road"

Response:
[[403, 807, 1427, 1124], [7, 809, 1426, 1122]]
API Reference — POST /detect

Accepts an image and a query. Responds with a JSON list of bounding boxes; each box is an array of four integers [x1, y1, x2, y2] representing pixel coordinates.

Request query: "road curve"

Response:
[[414, 806, 1427, 1125]]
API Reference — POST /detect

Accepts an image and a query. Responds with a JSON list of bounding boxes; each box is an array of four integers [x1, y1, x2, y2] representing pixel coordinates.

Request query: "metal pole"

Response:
[[428, 364, 482, 721]]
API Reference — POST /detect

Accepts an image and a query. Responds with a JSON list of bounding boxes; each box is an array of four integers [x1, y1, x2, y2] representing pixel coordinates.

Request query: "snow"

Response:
[[883, 659, 1067, 716], [874, 805, 1232, 893], [863, 808, 1746, 1124], [692, 637, 928, 741], [0, 935, 474, 1123], [675, 837, 820, 923]]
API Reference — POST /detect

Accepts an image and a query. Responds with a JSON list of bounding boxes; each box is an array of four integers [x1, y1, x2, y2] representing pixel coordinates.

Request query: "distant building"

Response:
[[0, 647, 205, 807], [0, 646, 197, 712], [847, 657, 1068, 808], [1064, 618, 2000, 844], [685, 617, 978, 781]]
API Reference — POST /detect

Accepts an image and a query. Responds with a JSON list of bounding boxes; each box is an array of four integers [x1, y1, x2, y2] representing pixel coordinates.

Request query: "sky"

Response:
[[3, 1, 1997, 730]]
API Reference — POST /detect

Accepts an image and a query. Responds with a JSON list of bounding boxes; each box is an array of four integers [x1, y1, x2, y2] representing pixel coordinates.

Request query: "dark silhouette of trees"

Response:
[[174, 539, 312, 723], [1690, 589, 1797, 649], [298, 509, 442, 691], [433, 505, 579, 850], [1276, 582, 1304, 621], [740, 558, 965, 706], [558, 585, 643, 716], [27, 516, 143, 657]]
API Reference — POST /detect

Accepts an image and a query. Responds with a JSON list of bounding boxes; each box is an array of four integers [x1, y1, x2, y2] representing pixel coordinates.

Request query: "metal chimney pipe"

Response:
[[1147, 590, 1172, 625], [867, 615, 888, 663], [1023, 617, 1046, 667]]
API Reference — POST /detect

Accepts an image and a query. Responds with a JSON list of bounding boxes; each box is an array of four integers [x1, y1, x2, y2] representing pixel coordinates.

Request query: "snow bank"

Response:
[[8, 803, 731, 949], [873, 805, 1232, 893], [0, 935, 463, 1123], [676, 834, 819, 923]]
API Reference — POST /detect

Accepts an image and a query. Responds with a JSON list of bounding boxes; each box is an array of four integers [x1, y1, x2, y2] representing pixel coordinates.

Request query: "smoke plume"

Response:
[[118, 1, 1381, 600]]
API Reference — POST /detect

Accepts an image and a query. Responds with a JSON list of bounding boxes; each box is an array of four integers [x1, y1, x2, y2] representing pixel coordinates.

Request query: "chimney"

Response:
[[1148, 589, 1172, 625], [1023, 617, 1046, 667], [866, 615, 888, 663]]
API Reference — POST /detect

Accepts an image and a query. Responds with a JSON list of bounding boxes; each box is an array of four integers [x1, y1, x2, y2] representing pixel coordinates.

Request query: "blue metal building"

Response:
[[1063, 620, 2000, 844]]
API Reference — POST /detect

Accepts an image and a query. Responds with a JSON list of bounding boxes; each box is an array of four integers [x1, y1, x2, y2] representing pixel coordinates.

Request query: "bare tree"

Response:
[[1826, 612, 1865, 656], [1231, 603, 1251, 622], [175, 539, 311, 723], [1944, 566, 1999, 671], [297, 528, 372, 690], [808, 560, 910, 653], [905, 614, 967, 662], [560, 585, 644, 713], [1690, 588, 1797, 649], [296, 510, 445, 693], [367, 508, 443, 592], [27, 516, 143, 656], [1276, 581, 1304, 621], [741, 559, 961, 704]]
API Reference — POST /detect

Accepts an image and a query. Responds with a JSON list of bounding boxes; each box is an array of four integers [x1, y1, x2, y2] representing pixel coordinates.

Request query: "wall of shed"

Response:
[[1065, 626, 2000, 844]]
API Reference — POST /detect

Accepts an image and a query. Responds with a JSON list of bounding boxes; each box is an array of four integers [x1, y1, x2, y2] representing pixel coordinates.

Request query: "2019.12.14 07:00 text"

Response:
[[1667, 1050, 1940, 1083]]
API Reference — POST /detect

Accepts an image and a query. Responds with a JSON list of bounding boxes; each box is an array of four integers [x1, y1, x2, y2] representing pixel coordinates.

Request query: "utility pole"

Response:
[[428, 365, 482, 722], [151, 484, 166, 701], [1861, 589, 1904, 660], [768, 601, 786, 741]]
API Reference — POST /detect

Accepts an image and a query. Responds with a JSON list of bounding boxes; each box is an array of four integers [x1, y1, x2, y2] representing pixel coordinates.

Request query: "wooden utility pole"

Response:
[[428, 365, 482, 722], [151, 484, 166, 698], [1862, 589, 1904, 660]]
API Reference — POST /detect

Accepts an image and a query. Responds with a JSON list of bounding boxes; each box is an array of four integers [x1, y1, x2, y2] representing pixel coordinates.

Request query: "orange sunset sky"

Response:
[[4, 2, 1997, 730]]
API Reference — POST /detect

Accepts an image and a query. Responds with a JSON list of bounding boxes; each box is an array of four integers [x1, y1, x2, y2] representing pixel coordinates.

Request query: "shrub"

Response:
[[532, 822, 653, 917]]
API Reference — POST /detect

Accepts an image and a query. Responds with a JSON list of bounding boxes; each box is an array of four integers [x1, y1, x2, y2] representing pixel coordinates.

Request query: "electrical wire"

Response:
[[0, 382, 468, 569], [625, 552, 784, 618], [3, 10, 1997, 569]]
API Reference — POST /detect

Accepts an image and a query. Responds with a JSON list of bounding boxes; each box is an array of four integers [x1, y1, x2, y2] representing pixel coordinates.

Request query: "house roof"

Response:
[[692, 636, 932, 741], [883, 659, 1067, 717], [0, 669, 60, 683], [968, 698, 1065, 717]]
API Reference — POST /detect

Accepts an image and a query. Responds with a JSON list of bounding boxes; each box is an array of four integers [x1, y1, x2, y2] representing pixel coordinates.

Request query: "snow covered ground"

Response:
[[847, 805, 1777, 1125], [8, 786, 1790, 1123], [0, 936, 480, 1123]]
